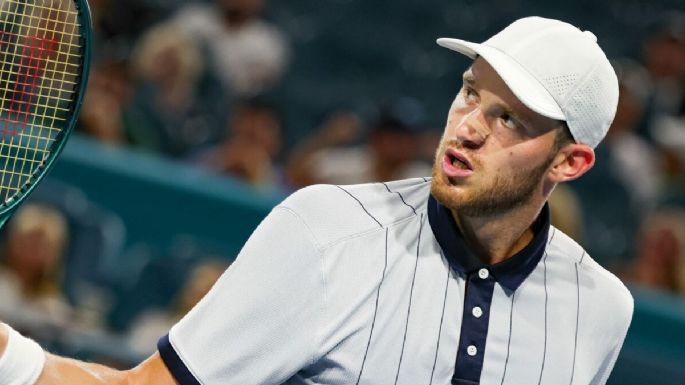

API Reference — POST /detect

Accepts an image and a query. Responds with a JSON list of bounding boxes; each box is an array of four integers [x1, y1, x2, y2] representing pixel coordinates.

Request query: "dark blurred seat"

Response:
[[661, 182, 685, 208]]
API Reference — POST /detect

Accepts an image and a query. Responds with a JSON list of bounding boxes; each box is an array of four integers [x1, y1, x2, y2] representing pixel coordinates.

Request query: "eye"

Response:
[[500, 113, 518, 129], [463, 87, 478, 104]]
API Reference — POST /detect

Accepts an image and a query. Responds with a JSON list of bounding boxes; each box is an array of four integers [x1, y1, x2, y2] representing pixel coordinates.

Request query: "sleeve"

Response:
[[157, 206, 325, 385], [589, 339, 624, 385], [590, 293, 634, 385]]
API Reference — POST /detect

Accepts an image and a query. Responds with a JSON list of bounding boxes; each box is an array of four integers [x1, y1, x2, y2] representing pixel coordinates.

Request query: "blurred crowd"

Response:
[[0, 0, 684, 364]]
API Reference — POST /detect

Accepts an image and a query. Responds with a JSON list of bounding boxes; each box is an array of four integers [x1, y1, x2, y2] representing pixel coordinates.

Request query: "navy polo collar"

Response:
[[427, 194, 550, 292]]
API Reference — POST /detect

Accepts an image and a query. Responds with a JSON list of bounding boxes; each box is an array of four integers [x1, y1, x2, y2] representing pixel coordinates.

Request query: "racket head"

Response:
[[0, 0, 92, 227]]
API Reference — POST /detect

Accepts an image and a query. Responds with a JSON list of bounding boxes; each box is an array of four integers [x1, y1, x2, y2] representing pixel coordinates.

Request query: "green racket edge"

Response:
[[0, 0, 93, 229]]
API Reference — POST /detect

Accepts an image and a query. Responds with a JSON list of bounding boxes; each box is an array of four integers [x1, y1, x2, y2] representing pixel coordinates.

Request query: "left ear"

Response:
[[547, 144, 595, 183]]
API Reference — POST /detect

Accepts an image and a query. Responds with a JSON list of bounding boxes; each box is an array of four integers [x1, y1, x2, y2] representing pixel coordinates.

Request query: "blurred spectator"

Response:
[[78, 60, 131, 145], [604, 59, 663, 211], [287, 109, 432, 187], [548, 184, 584, 243], [0, 204, 72, 325], [570, 149, 638, 265], [642, 15, 685, 183], [167, 0, 289, 97], [567, 60, 666, 264], [126, 259, 228, 355], [89, 0, 172, 63], [123, 23, 227, 157], [286, 112, 363, 187], [621, 208, 685, 295], [195, 100, 286, 193]]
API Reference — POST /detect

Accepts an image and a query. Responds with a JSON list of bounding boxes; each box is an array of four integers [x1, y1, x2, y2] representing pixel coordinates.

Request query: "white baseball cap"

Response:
[[437, 16, 619, 148]]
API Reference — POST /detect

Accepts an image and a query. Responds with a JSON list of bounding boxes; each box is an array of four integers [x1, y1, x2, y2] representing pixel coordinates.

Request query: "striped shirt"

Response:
[[158, 177, 633, 385]]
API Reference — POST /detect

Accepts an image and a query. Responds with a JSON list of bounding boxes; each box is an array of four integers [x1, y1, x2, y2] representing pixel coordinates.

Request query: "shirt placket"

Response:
[[452, 268, 496, 385]]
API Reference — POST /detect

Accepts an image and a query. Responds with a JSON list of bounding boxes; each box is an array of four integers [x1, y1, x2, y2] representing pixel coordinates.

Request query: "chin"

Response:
[[430, 165, 466, 209]]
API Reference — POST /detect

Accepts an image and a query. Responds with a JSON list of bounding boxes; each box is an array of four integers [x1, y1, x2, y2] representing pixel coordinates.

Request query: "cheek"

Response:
[[488, 148, 545, 174]]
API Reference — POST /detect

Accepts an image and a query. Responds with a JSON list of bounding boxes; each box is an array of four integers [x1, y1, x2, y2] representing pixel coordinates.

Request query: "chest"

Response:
[[293, 236, 606, 385]]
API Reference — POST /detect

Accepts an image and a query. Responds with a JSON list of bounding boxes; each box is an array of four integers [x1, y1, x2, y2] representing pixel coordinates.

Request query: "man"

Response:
[[0, 16, 633, 385]]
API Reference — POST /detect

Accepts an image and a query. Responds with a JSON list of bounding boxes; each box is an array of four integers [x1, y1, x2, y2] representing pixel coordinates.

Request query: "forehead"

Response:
[[462, 58, 559, 133], [463, 59, 529, 113]]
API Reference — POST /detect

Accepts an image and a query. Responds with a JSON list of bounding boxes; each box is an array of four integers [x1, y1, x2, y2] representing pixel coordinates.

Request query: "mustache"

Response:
[[442, 139, 462, 149], [439, 139, 481, 165]]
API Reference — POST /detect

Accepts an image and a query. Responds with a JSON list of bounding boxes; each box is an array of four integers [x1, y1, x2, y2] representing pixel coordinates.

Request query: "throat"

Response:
[[451, 208, 539, 265]]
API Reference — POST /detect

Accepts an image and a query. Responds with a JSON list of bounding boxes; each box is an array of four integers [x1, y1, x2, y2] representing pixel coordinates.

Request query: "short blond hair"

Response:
[[8, 203, 69, 256], [131, 23, 203, 84]]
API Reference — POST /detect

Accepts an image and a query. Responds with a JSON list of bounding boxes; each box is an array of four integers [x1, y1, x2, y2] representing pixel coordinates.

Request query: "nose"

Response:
[[452, 108, 489, 149]]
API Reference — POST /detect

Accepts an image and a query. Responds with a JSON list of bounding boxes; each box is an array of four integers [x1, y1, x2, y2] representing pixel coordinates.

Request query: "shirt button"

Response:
[[478, 268, 489, 279], [472, 306, 483, 318], [467, 345, 478, 356]]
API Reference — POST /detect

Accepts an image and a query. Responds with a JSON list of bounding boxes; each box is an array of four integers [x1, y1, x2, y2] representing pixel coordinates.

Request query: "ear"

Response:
[[548, 144, 595, 183]]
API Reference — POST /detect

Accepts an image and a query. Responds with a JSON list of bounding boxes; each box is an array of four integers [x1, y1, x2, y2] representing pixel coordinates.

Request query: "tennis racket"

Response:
[[0, 0, 91, 229]]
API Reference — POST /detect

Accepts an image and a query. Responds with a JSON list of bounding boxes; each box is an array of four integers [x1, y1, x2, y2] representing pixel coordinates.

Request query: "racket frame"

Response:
[[0, 0, 92, 227]]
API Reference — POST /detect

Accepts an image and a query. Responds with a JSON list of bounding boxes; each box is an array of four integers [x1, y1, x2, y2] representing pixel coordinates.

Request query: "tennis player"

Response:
[[0, 16, 633, 385]]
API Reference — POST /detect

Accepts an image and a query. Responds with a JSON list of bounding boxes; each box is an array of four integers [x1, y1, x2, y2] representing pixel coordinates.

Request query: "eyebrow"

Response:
[[500, 105, 532, 128], [462, 69, 475, 85], [461, 67, 535, 129]]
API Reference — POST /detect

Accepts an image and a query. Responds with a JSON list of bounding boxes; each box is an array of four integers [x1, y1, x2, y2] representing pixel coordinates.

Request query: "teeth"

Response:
[[452, 157, 467, 169]]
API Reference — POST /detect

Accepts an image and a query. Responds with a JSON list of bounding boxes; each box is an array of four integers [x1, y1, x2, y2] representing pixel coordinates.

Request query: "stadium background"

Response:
[[0, 0, 684, 383]]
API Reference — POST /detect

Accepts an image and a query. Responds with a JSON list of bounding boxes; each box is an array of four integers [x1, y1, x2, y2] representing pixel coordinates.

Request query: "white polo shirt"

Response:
[[158, 177, 633, 385]]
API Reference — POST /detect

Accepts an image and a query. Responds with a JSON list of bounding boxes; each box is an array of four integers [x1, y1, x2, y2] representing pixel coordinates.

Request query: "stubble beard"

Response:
[[430, 142, 555, 217]]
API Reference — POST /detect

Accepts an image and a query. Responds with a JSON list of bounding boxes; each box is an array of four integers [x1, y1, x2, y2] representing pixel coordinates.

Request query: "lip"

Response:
[[442, 148, 473, 178]]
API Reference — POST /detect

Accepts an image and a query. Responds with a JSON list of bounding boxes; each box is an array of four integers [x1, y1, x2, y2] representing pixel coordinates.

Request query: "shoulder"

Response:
[[277, 178, 431, 247], [547, 227, 634, 328], [579, 254, 634, 324]]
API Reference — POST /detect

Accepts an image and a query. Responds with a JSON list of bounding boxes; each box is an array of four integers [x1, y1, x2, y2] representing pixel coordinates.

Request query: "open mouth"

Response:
[[446, 149, 472, 171]]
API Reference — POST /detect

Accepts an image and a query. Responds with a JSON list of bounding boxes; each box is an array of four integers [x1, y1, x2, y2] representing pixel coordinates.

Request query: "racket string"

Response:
[[0, 0, 82, 202]]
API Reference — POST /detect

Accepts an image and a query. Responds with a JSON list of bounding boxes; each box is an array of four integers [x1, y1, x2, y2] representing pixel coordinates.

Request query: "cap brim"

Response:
[[437, 38, 565, 120]]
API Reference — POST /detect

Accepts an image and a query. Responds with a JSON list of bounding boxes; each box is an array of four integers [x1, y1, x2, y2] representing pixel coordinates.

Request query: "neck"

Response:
[[450, 201, 545, 265]]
